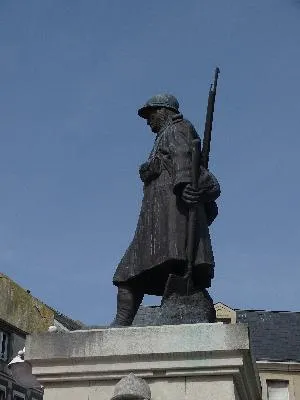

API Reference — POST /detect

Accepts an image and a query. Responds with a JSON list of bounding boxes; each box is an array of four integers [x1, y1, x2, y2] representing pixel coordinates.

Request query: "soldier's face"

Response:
[[146, 108, 165, 134]]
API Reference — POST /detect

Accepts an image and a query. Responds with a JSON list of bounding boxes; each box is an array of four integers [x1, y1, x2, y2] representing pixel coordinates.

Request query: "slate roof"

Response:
[[236, 310, 300, 362], [134, 306, 300, 362], [52, 309, 86, 331]]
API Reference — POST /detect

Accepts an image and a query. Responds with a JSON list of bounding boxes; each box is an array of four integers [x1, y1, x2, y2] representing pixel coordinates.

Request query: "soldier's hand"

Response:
[[181, 184, 205, 206]]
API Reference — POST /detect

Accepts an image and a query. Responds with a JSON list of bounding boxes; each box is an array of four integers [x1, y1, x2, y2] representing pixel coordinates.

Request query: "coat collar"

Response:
[[171, 113, 183, 123], [158, 113, 183, 135]]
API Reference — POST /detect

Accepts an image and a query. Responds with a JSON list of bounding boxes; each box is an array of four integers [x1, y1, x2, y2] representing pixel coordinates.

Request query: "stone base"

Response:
[[25, 323, 262, 400], [157, 289, 216, 325]]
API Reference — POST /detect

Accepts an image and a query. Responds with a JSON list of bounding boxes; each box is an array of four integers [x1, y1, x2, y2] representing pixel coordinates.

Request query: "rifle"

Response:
[[163, 68, 220, 300], [201, 67, 220, 169]]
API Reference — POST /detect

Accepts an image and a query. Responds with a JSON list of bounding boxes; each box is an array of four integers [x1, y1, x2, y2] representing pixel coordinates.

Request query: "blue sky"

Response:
[[1, 0, 300, 325]]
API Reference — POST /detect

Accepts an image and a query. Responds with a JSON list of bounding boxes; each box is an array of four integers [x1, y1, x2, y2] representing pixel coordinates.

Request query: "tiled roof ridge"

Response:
[[35, 299, 86, 330], [237, 309, 300, 314]]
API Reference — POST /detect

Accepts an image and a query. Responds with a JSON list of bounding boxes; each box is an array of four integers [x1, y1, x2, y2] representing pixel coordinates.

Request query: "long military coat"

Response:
[[113, 113, 220, 295]]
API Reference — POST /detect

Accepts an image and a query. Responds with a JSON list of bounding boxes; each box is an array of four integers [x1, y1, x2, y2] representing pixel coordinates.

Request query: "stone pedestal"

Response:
[[25, 323, 261, 400]]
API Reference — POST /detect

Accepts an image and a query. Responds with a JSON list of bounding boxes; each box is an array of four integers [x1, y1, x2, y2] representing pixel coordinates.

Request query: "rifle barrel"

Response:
[[201, 67, 220, 169]]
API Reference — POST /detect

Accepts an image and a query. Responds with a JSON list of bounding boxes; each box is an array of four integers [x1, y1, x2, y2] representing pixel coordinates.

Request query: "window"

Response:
[[267, 380, 289, 400], [12, 390, 25, 400], [0, 384, 6, 400], [217, 317, 232, 324], [31, 392, 43, 400], [0, 332, 9, 361]]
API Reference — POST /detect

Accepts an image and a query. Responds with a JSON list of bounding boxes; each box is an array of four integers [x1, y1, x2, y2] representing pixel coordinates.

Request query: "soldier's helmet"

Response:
[[138, 93, 180, 119]]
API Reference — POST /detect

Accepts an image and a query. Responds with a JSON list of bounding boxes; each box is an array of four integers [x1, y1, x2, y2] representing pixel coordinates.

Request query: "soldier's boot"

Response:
[[110, 285, 144, 327]]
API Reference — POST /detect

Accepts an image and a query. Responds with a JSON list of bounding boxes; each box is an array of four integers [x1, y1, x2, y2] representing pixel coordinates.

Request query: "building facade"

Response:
[[0, 273, 83, 400], [208, 303, 300, 400]]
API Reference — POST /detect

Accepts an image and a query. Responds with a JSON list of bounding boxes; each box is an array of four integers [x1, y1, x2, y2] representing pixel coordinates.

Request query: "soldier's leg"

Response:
[[110, 284, 144, 327]]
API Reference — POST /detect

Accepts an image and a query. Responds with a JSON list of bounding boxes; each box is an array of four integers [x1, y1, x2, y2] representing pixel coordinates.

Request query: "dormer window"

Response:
[[12, 390, 25, 400]]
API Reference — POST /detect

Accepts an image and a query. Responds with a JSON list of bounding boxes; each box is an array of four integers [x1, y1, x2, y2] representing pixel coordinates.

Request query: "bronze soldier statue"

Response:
[[112, 94, 220, 326]]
